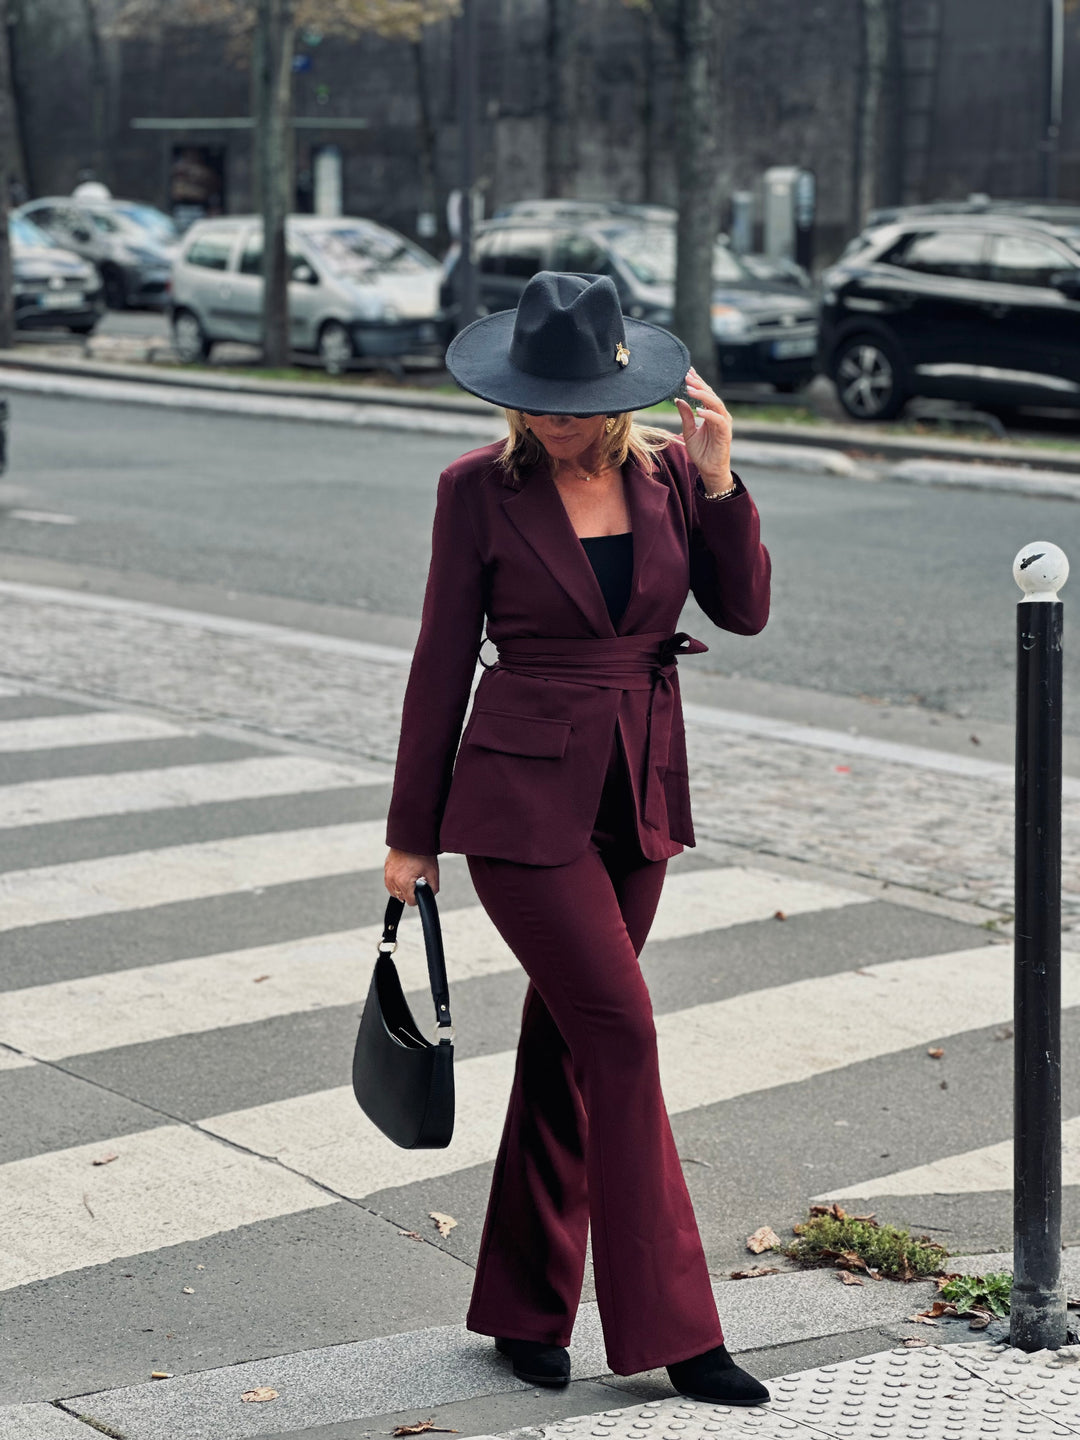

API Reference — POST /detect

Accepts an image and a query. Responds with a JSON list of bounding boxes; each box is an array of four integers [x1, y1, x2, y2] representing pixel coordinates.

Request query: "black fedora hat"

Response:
[[445, 271, 690, 417]]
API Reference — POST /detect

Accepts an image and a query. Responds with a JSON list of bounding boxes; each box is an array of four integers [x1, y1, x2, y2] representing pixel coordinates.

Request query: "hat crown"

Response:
[[509, 272, 627, 383]]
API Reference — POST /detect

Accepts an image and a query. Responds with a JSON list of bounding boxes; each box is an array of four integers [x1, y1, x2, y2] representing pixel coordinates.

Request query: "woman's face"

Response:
[[523, 412, 608, 463]]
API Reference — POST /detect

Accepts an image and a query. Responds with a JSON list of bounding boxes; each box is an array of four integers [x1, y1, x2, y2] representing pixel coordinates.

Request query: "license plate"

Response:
[[40, 291, 80, 308], [771, 335, 817, 359]]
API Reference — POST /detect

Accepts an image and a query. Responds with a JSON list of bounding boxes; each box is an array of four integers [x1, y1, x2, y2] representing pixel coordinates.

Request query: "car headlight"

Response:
[[710, 303, 751, 340]]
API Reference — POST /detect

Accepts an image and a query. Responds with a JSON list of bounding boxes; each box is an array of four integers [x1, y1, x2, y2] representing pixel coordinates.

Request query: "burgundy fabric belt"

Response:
[[491, 631, 708, 829]]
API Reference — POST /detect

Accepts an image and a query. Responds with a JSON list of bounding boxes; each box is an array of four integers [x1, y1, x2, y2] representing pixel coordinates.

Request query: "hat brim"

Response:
[[445, 309, 690, 417]]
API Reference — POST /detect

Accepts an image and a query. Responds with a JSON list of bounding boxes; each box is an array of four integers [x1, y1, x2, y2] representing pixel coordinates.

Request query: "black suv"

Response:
[[819, 212, 1080, 420], [441, 215, 818, 391]]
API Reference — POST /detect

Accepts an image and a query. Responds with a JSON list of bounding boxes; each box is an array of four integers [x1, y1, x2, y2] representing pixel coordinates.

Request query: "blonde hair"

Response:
[[499, 410, 674, 484]]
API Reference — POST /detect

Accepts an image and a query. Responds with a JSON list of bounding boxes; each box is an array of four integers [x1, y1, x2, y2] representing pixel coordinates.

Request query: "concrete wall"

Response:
[[9, 0, 1077, 267]]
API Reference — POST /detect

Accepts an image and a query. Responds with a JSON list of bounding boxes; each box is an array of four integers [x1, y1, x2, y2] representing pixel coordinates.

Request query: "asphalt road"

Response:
[[1, 391, 1077, 735]]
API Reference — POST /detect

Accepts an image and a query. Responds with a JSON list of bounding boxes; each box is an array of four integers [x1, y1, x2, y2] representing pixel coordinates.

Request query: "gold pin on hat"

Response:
[[614, 342, 630, 367]]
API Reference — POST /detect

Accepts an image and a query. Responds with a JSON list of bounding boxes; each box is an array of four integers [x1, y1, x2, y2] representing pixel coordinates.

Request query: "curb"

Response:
[[5, 349, 1080, 477]]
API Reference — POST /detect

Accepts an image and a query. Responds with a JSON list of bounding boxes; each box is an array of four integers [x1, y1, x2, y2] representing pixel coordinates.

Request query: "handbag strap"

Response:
[[380, 879, 453, 1037]]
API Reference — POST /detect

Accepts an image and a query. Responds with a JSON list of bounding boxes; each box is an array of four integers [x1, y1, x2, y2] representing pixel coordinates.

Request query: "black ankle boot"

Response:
[[495, 1336, 571, 1386], [667, 1344, 770, 1406]]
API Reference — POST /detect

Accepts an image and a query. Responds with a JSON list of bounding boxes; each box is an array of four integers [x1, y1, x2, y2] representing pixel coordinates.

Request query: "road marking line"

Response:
[[0, 710, 185, 753], [0, 1123, 336, 1292], [815, 1115, 1080, 1200], [0, 821, 387, 932], [0, 868, 868, 1059], [202, 942, 1020, 1205], [0, 754, 386, 830]]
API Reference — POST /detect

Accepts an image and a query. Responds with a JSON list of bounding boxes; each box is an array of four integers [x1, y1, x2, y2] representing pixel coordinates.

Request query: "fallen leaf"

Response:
[[927, 1048, 945, 1059], [746, 1225, 782, 1254], [969, 1311, 993, 1330], [773, 909, 787, 921], [854, 967, 877, 977], [241, 1388, 279, 1403], [253, 974, 271, 983], [391, 1422, 459, 1436], [91, 1153, 119, 1166], [902, 1337, 930, 1348], [150, 1371, 172, 1380], [839, 1270, 864, 1286], [906, 1313, 938, 1325], [995, 1027, 1013, 1041], [82, 1192, 95, 1219], [398, 1230, 423, 1241], [810, 1203, 848, 1221], [429, 1211, 457, 1238], [730, 1265, 780, 1280], [836, 1250, 869, 1271], [851, 1213, 876, 1222], [182, 1286, 195, 1295]]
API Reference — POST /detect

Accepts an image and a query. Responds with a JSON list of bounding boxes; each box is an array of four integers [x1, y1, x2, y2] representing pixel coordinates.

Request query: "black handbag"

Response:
[[351, 878, 455, 1149]]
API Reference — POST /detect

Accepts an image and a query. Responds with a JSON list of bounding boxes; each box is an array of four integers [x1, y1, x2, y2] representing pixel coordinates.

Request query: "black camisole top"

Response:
[[580, 532, 634, 628]]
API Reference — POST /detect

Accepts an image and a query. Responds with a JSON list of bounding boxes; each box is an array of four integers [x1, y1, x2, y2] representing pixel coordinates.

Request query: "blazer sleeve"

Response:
[[385, 467, 486, 856], [680, 451, 772, 636]]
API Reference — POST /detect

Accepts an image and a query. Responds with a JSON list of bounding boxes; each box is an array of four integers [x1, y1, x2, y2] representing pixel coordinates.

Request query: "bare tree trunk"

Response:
[[413, 36, 445, 250], [661, 0, 721, 385], [639, 6, 660, 203], [78, 0, 109, 185], [0, 0, 17, 350], [5, 0, 31, 197], [254, 0, 294, 368], [853, 0, 889, 230], [545, 0, 577, 198]]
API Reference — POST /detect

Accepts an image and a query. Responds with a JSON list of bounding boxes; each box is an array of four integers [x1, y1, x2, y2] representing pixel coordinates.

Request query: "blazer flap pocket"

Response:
[[468, 709, 571, 759]]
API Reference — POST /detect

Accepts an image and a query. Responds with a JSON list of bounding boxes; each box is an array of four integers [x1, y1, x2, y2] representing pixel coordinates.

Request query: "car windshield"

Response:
[[10, 215, 54, 247], [602, 223, 750, 286], [114, 204, 179, 245], [303, 224, 438, 278]]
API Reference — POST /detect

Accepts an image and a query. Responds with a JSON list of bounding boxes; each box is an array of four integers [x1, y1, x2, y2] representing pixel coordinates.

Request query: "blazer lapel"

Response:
[[618, 452, 673, 633], [502, 463, 615, 636]]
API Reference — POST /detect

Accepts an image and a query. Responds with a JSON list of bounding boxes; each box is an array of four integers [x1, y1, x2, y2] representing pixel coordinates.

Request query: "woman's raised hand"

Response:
[[384, 848, 440, 905], [673, 367, 735, 494]]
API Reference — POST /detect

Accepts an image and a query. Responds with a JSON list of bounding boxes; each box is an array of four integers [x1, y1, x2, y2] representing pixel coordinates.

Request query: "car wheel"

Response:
[[318, 320, 354, 375], [172, 309, 211, 364], [833, 334, 907, 421], [101, 266, 127, 310]]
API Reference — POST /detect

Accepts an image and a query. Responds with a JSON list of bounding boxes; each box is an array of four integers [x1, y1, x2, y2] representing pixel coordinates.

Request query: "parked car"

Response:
[[168, 214, 445, 372], [441, 215, 819, 390], [10, 214, 104, 334], [819, 212, 1080, 420], [737, 252, 813, 291], [13, 196, 174, 309]]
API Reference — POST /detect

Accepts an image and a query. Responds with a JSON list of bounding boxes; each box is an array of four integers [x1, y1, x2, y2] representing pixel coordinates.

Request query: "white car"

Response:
[[169, 214, 445, 371]]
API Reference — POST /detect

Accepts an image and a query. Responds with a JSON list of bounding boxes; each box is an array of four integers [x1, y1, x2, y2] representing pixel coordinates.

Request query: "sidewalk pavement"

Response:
[[4, 347, 1080, 500], [7, 1253, 1080, 1440]]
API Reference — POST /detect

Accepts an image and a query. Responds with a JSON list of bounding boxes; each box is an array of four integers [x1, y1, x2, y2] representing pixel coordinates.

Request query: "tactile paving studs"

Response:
[[531, 1342, 1080, 1440]]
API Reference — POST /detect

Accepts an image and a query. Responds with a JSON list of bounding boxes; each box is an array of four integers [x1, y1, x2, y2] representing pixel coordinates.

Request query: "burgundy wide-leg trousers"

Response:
[[464, 738, 724, 1376]]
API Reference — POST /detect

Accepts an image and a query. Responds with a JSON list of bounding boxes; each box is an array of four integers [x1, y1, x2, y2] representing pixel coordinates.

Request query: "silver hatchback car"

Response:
[[169, 214, 444, 371]]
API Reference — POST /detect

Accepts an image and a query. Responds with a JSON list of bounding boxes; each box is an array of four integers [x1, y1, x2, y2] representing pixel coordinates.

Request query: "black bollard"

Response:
[[1011, 541, 1069, 1351]]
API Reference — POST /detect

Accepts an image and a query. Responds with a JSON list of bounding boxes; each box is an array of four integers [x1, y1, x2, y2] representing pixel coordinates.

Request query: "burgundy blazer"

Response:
[[385, 437, 771, 866]]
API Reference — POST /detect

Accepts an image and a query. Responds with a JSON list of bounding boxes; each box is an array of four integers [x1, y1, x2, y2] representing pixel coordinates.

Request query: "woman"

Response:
[[384, 272, 771, 1406]]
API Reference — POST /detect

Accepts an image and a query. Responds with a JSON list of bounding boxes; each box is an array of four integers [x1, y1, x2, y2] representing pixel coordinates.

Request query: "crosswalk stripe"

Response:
[[0, 711, 185, 753], [0, 822, 388, 932], [0, 1124, 336, 1292], [0, 868, 867, 1060], [0, 754, 387, 830], [0, 939, 1031, 1290], [815, 1116, 1080, 1200], [200, 942, 1028, 1205], [0, 1047, 34, 1070]]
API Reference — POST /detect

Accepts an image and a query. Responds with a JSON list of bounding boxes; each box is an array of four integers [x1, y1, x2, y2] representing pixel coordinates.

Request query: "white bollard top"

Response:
[[1014, 542, 1069, 602]]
